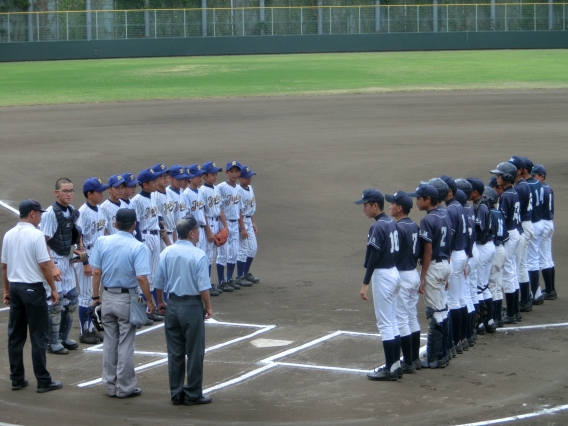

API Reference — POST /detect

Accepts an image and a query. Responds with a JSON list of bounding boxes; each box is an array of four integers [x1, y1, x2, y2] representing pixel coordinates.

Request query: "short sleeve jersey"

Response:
[[490, 207, 509, 245], [100, 199, 127, 235], [183, 188, 207, 227], [130, 192, 160, 232], [514, 179, 531, 227], [526, 177, 543, 223], [445, 199, 468, 251], [419, 206, 452, 260], [474, 200, 492, 244], [499, 186, 520, 231], [239, 185, 256, 217], [217, 181, 242, 221], [200, 183, 222, 218], [395, 217, 420, 271], [541, 183, 554, 220], [152, 190, 175, 233], [77, 202, 106, 248], [366, 213, 399, 269], [39, 203, 79, 259]]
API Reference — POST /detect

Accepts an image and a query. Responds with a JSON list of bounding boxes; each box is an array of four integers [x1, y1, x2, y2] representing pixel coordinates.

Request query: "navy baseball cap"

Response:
[[152, 163, 169, 176], [170, 165, 190, 180], [240, 165, 256, 179], [202, 162, 222, 174], [122, 172, 138, 187], [83, 177, 109, 193], [226, 160, 242, 171], [407, 183, 438, 199], [508, 156, 525, 170], [188, 164, 206, 178], [454, 189, 467, 205], [466, 178, 485, 195], [488, 176, 498, 188], [137, 168, 160, 184], [385, 190, 413, 211], [440, 175, 457, 196], [108, 174, 126, 187], [115, 208, 136, 224], [531, 164, 547, 176], [354, 189, 384, 205], [19, 199, 46, 216]]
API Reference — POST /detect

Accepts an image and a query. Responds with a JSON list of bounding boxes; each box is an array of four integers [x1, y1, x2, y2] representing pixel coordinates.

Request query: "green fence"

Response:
[[0, 3, 566, 43]]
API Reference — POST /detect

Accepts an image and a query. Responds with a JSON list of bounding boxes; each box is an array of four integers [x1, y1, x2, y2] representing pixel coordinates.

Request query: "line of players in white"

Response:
[[40, 161, 259, 353], [358, 156, 555, 381]]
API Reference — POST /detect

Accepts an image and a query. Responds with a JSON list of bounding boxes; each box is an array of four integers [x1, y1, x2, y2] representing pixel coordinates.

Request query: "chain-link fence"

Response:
[[0, 3, 566, 42]]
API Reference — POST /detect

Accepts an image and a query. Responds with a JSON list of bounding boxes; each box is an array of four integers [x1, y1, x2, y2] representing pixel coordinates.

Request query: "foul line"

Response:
[[0, 200, 19, 215], [456, 403, 568, 426], [496, 322, 568, 332]]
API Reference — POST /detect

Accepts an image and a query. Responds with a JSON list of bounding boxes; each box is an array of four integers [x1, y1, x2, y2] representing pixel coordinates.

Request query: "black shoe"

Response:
[[516, 312, 522, 322], [213, 283, 223, 294], [367, 367, 398, 381], [477, 324, 486, 335], [218, 280, 234, 292], [117, 388, 142, 399], [12, 379, 29, 390], [47, 345, 69, 355], [245, 272, 260, 283], [532, 296, 544, 305], [209, 286, 220, 297], [503, 315, 517, 324], [172, 394, 184, 405], [519, 302, 532, 312], [544, 290, 557, 300], [234, 276, 253, 287], [226, 279, 241, 290], [37, 380, 62, 393], [184, 395, 212, 405], [147, 312, 164, 322], [92, 331, 104, 343], [486, 322, 497, 333]]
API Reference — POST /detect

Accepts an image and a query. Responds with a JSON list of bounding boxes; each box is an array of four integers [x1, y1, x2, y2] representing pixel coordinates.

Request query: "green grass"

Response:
[[1, 50, 568, 106]]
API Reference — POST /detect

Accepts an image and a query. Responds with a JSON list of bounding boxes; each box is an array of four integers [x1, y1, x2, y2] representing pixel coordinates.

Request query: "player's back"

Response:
[[395, 217, 420, 271]]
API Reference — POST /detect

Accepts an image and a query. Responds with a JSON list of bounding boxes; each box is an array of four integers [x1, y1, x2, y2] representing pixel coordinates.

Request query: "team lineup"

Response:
[[358, 156, 555, 381], [38, 161, 259, 353]]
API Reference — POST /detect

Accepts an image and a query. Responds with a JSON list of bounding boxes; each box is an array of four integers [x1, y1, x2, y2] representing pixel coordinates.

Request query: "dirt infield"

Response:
[[0, 90, 567, 426]]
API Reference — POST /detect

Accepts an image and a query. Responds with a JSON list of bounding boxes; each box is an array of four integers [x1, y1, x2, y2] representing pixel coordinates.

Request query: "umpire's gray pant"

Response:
[[165, 295, 205, 401], [102, 290, 137, 397]]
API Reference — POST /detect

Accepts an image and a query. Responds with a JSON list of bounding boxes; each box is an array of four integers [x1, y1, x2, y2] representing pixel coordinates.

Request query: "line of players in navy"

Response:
[[41, 161, 259, 354], [357, 156, 556, 381]]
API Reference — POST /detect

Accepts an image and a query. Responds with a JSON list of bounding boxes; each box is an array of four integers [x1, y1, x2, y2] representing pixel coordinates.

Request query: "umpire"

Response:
[[2, 200, 62, 393], [155, 215, 213, 406]]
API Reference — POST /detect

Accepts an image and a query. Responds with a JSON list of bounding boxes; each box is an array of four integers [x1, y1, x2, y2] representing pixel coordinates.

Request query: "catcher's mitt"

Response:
[[214, 227, 229, 247], [89, 304, 104, 332]]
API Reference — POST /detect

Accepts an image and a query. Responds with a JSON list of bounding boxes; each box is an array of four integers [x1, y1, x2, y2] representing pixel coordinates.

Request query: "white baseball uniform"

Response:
[[201, 183, 222, 265], [183, 187, 208, 252], [131, 192, 160, 286], [100, 199, 127, 236], [238, 184, 258, 262]]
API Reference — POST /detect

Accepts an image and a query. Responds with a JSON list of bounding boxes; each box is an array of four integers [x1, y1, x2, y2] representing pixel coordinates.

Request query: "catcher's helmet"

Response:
[[423, 178, 449, 202], [455, 178, 473, 200], [490, 162, 517, 183], [483, 186, 498, 205], [89, 304, 104, 332]]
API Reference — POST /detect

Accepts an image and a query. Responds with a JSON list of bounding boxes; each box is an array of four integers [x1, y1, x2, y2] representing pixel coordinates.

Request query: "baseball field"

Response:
[[0, 50, 567, 426]]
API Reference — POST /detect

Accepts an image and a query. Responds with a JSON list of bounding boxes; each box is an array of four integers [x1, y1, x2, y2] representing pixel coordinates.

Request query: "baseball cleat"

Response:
[[226, 279, 241, 290], [543, 290, 557, 300], [532, 296, 544, 305], [209, 287, 220, 297], [401, 362, 417, 374], [234, 276, 253, 287], [93, 330, 104, 342], [62, 339, 79, 350], [461, 339, 469, 351], [244, 272, 260, 283], [80, 331, 100, 345], [502, 315, 517, 325], [218, 280, 234, 292], [519, 302, 532, 312], [455, 342, 463, 354], [515, 312, 522, 322], [367, 367, 398, 381], [413, 359, 422, 371], [48, 345, 69, 355]]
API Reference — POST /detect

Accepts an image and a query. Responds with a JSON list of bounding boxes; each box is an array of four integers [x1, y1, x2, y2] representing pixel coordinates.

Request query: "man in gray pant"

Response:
[[91, 209, 155, 398], [155, 215, 213, 406]]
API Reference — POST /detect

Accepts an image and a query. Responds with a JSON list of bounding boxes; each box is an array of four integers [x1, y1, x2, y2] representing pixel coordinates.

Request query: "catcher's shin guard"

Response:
[[48, 303, 64, 349], [59, 289, 79, 343]]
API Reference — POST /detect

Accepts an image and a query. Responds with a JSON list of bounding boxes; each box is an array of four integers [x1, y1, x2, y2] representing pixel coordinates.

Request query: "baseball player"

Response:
[[121, 172, 138, 207], [100, 174, 127, 236], [486, 181, 509, 328], [440, 175, 469, 355], [75, 177, 109, 344], [183, 164, 220, 296], [490, 162, 521, 325], [467, 178, 497, 334], [523, 158, 545, 305], [236, 165, 260, 285], [200, 162, 231, 292], [355, 189, 401, 381], [151, 163, 174, 251], [407, 184, 451, 370], [40, 178, 82, 354], [531, 164, 556, 300], [386, 190, 421, 373], [217, 161, 250, 290], [167, 165, 189, 224]]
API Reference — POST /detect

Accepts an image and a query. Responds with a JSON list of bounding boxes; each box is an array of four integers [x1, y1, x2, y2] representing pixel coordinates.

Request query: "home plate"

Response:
[[251, 339, 294, 348]]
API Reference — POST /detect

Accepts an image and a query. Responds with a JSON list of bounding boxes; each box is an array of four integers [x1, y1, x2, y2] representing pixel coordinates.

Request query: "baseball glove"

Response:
[[89, 304, 104, 332], [214, 227, 229, 247]]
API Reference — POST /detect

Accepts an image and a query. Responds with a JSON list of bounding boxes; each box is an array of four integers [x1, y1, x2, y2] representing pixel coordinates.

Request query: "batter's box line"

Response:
[[76, 318, 276, 388]]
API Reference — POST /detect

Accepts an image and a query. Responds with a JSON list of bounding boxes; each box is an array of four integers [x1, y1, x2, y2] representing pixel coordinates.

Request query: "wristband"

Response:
[[92, 296, 100, 300]]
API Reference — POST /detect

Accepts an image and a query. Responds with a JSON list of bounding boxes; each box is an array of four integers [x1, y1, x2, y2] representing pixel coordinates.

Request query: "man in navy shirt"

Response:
[[407, 184, 451, 369], [355, 189, 401, 381]]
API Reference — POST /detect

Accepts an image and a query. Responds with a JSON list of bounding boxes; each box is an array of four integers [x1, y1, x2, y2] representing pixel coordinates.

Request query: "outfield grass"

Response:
[[1, 50, 567, 106]]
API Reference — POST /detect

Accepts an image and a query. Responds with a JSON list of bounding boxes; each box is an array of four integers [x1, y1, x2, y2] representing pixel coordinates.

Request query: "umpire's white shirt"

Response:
[[1, 222, 50, 283]]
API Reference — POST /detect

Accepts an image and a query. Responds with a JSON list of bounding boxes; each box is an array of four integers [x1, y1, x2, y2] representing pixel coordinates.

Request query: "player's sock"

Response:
[[441, 318, 449, 357], [446, 315, 453, 351], [216, 263, 225, 285], [410, 331, 421, 361], [460, 307, 469, 341], [541, 267, 551, 293], [245, 257, 254, 275], [226, 263, 236, 281], [382, 339, 396, 371], [400, 335, 412, 365], [209, 264, 212, 278], [505, 292, 515, 317], [551, 266, 556, 291], [477, 300, 485, 328], [237, 261, 246, 278], [78, 306, 88, 334], [493, 299, 500, 323], [394, 335, 401, 362], [528, 270, 540, 298], [450, 309, 462, 345], [519, 282, 530, 304], [514, 289, 520, 313], [485, 298, 494, 325]]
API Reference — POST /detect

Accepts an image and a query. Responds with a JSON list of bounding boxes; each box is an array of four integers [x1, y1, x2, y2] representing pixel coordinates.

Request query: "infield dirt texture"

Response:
[[0, 89, 567, 425]]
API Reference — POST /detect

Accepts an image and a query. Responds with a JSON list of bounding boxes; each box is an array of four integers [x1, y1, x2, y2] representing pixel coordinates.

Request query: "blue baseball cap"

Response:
[[440, 175, 457, 196], [531, 164, 547, 176], [188, 164, 206, 178], [240, 165, 256, 179], [454, 189, 468, 205], [169, 165, 190, 180], [385, 190, 413, 211], [466, 178, 485, 195], [226, 160, 242, 172], [152, 163, 169, 176], [354, 189, 384, 205], [137, 168, 160, 184], [508, 156, 525, 170], [122, 172, 138, 187], [108, 174, 127, 187], [83, 177, 109, 193], [407, 183, 438, 199], [202, 162, 222, 174]]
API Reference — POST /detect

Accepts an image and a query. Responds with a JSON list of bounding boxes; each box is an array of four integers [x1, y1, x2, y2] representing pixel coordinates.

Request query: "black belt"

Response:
[[433, 258, 444, 263], [169, 294, 201, 301], [228, 219, 237, 222], [167, 232, 173, 235], [207, 217, 219, 221], [142, 230, 159, 235], [199, 225, 205, 228], [245, 215, 253, 218], [104, 287, 130, 294], [11, 282, 43, 286]]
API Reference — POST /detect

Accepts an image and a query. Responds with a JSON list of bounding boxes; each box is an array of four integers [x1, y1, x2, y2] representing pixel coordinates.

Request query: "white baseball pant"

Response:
[[141, 232, 160, 289], [516, 221, 533, 283], [476, 242, 496, 301], [217, 220, 239, 265], [396, 269, 421, 337], [422, 260, 451, 324], [539, 220, 554, 269], [465, 244, 479, 311], [238, 217, 258, 262], [76, 247, 95, 308], [489, 244, 506, 301], [371, 267, 401, 341], [447, 250, 467, 310], [205, 218, 221, 265], [526, 220, 543, 271], [503, 229, 521, 293]]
